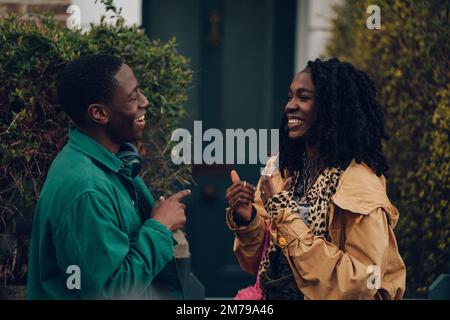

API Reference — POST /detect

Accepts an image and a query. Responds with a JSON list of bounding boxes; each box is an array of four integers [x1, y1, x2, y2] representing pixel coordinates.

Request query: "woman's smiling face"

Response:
[[104, 64, 149, 144], [284, 71, 317, 140]]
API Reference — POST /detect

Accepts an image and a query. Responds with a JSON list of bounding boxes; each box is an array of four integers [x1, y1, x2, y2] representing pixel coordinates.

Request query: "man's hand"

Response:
[[151, 190, 191, 231], [226, 170, 256, 223]]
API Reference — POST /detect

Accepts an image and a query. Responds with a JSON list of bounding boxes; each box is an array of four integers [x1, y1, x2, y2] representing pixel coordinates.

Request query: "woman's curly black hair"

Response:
[[279, 58, 389, 177]]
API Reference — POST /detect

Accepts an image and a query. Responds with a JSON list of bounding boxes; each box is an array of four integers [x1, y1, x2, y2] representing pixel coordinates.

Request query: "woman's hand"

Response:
[[259, 175, 293, 204], [226, 170, 256, 223]]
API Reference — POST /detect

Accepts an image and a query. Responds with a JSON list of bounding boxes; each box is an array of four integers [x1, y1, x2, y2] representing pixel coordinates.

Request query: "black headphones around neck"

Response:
[[116, 143, 142, 178]]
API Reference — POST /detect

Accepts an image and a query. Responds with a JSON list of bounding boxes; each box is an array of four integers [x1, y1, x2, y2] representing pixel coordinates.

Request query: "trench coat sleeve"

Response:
[[225, 173, 279, 275]]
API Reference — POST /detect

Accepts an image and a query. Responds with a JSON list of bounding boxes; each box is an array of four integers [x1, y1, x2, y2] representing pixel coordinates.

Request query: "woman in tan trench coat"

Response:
[[225, 58, 406, 300]]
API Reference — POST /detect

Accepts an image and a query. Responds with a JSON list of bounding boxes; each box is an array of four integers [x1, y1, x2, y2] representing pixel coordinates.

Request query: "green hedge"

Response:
[[0, 9, 192, 284], [326, 0, 450, 297]]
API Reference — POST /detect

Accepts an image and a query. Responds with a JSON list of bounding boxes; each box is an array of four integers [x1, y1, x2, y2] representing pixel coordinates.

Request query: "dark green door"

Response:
[[143, 0, 296, 297]]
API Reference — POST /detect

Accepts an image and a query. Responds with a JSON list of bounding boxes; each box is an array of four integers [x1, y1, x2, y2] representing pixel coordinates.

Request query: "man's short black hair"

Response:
[[57, 54, 123, 125]]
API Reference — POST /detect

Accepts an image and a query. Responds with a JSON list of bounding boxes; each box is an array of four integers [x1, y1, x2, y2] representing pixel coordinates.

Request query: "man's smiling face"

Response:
[[104, 63, 149, 144]]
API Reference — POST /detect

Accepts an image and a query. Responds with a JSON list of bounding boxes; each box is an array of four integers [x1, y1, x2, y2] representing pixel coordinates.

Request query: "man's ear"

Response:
[[87, 104, 109, 125]]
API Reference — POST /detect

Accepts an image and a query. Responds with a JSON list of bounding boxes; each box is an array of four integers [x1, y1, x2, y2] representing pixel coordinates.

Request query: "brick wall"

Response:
[[0, 0, 71, 22]]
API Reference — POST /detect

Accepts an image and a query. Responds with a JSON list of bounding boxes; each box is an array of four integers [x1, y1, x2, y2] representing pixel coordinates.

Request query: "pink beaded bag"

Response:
[[234, 221, 269, 300]]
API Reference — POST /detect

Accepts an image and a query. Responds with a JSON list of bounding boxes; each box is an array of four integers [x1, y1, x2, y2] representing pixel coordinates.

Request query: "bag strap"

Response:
[[256, 220, 270, 280], [260, 221, 269, 260]]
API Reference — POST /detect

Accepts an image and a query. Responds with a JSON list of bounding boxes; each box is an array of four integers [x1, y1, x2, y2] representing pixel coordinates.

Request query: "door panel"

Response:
[[221, 0, 274, 130]]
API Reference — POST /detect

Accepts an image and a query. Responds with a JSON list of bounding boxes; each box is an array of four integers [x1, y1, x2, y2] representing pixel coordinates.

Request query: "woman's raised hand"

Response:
[[226, 170, 256, 223]]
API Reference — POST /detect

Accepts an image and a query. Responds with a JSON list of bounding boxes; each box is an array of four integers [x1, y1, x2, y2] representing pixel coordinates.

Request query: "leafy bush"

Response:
[[326, 0, 450, 297], [0, 7, 192, 285]]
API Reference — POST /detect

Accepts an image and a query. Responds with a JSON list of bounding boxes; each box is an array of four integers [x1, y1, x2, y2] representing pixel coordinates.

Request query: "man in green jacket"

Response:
[[27, 54, 190, 299]]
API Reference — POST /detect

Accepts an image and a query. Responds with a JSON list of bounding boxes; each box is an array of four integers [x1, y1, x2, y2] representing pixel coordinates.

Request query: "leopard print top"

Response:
[[258, 163, 343, 299]]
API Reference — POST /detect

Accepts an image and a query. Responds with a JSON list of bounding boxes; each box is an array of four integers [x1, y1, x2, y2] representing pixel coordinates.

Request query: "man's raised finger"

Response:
[[168, 189, 192, 202]]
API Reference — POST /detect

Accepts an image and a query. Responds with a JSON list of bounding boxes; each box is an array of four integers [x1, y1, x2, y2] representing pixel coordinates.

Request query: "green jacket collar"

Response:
[[68, 128, 123, 173]]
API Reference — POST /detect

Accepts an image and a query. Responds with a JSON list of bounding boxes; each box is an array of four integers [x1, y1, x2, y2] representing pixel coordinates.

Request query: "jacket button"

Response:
[[278, 236, 287, 246]]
